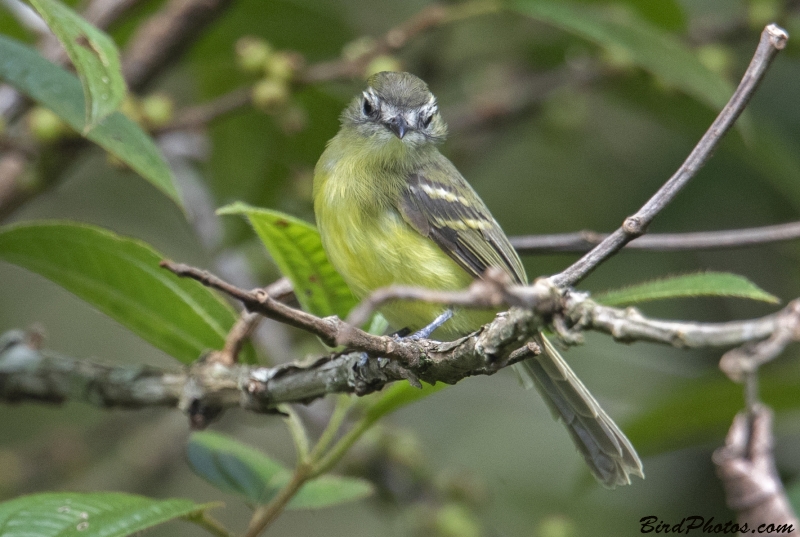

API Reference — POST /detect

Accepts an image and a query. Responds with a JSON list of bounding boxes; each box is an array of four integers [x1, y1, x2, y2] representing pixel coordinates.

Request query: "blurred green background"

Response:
[[2, 0, 800, 535]]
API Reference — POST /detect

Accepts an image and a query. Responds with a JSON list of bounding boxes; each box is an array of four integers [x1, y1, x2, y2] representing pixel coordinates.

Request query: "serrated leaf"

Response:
[[0, 35, 181, 208], [287, 475, 373, 509], [594, 272, 779, 306], [218, 202, 357, 319], [26, 0, 125, 126], [0, 221, 247, 364], [512, 0, 733, 111], [0, 492, 214, 537], [187, 432, 373, 509]]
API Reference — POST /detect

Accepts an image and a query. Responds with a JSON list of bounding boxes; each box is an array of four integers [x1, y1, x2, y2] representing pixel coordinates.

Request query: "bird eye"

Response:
[[362, 98, 375, 117], [421, 113, 433, 129]]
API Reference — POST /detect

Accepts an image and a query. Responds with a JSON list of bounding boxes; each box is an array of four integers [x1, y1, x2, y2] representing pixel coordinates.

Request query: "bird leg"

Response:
[[408, 309, 453, 340]]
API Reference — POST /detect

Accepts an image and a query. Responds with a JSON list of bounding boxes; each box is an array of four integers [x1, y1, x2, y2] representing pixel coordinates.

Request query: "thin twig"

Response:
[[345, 267, 535, 328], [210, 277, 293, 365], [155, 86, 252, 133], [510, 220, 800, 254], [83, 0, 144, 28], [550, 24, 789, 288], [212, 311, 259, 366], [299, 2, 499, 84], [155, 1, 507, 134], [160, 260, 415, 360], [121, 0, 235, 92], [718, 299, 800, 382], [245, 464, 312, 537]]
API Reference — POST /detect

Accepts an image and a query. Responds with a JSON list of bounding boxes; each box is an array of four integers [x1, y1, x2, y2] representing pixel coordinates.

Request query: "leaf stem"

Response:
[[311, 412, 376, 478], [282, 404, 311, 463], [244, 464, 312, 537], [186, 511, 236, 537], [308, 395, 353, 462]]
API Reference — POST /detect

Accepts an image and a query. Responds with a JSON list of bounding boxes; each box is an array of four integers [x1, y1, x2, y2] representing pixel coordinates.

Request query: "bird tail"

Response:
[[513, 333, 644, 488]]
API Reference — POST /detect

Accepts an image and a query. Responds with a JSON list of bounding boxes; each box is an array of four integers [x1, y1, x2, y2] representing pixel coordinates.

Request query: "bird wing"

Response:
[[397, 157, 527, 285], [397, 156, 644, 488]]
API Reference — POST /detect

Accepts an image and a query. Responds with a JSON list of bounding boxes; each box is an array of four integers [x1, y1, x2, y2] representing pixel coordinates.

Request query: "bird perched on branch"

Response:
[[313, 71, 643, 487]]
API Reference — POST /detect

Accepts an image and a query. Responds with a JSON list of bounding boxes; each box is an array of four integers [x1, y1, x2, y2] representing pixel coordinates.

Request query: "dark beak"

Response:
[[386, 116, 408, 139]]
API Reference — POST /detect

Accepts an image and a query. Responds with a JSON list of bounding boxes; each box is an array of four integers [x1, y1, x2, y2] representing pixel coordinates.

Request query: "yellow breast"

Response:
[[313, 149, 490, 336]]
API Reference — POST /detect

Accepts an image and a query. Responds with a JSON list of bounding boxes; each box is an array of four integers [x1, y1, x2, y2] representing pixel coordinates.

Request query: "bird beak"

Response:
[[386, 116, 408, 139]]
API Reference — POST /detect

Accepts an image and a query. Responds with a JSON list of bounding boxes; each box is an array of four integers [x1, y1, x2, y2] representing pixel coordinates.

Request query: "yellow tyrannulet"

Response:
[[313, 71, 643, 487]]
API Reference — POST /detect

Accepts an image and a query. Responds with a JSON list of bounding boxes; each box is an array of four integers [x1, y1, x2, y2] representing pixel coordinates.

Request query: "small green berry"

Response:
[[236, 36, 273, 74], [252, 79, 289, 113], [342, 37, 376, 61], [140, 93, 174, 128], [264, 51, 298, 82], [28, 107, 68, 143], [365, 55, 403, 78]]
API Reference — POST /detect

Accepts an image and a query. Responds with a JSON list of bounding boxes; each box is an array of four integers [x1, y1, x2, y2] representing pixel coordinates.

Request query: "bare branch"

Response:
[[343, 273, 792, 351], [82, 0, 144, 30], [210, 277, 293, 366], [159, 260, 420, 360], [571, 297, 793, 348], [510, 221, 800, 254], [718, 300, 800, 382], [713, 407, 799, 530], [0, 303, 541, 413], [3, 279, 798, 414], [121, 0, 235, 92], [345, 267, 530, 328], [155, 2, 519, 134], [299, 2, 499, 84], [551, 24, 789, 288], [156, 86, 252, 133]]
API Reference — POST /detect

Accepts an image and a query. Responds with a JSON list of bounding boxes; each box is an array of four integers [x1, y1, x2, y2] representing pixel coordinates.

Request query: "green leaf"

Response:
[[0, 35, 181, 208], [573, 0, 686, 31], [26, 0, 125, 126], [0, 492, 214, 537], [187, 431, 287, 504], [187, 431, 373, 509], [365, 381, 447, 424], [287, 475, 373, 510], [218, 202, 357, 319], [512, 1, 733, 111], [594, 272, 779, 306], [626, 368, 800, 456], [0, 221, 244, 364]]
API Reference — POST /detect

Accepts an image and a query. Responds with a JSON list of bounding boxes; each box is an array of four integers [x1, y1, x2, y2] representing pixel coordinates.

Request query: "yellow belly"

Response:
[[316, 176, 493, 338]]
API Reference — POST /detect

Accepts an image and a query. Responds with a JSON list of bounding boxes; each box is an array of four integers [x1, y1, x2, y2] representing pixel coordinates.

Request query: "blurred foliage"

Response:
[[1, 0, 800, 535]]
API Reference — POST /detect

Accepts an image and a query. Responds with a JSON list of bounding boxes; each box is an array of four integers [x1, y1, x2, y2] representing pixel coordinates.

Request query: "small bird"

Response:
[[313, 71, 643, 487]]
